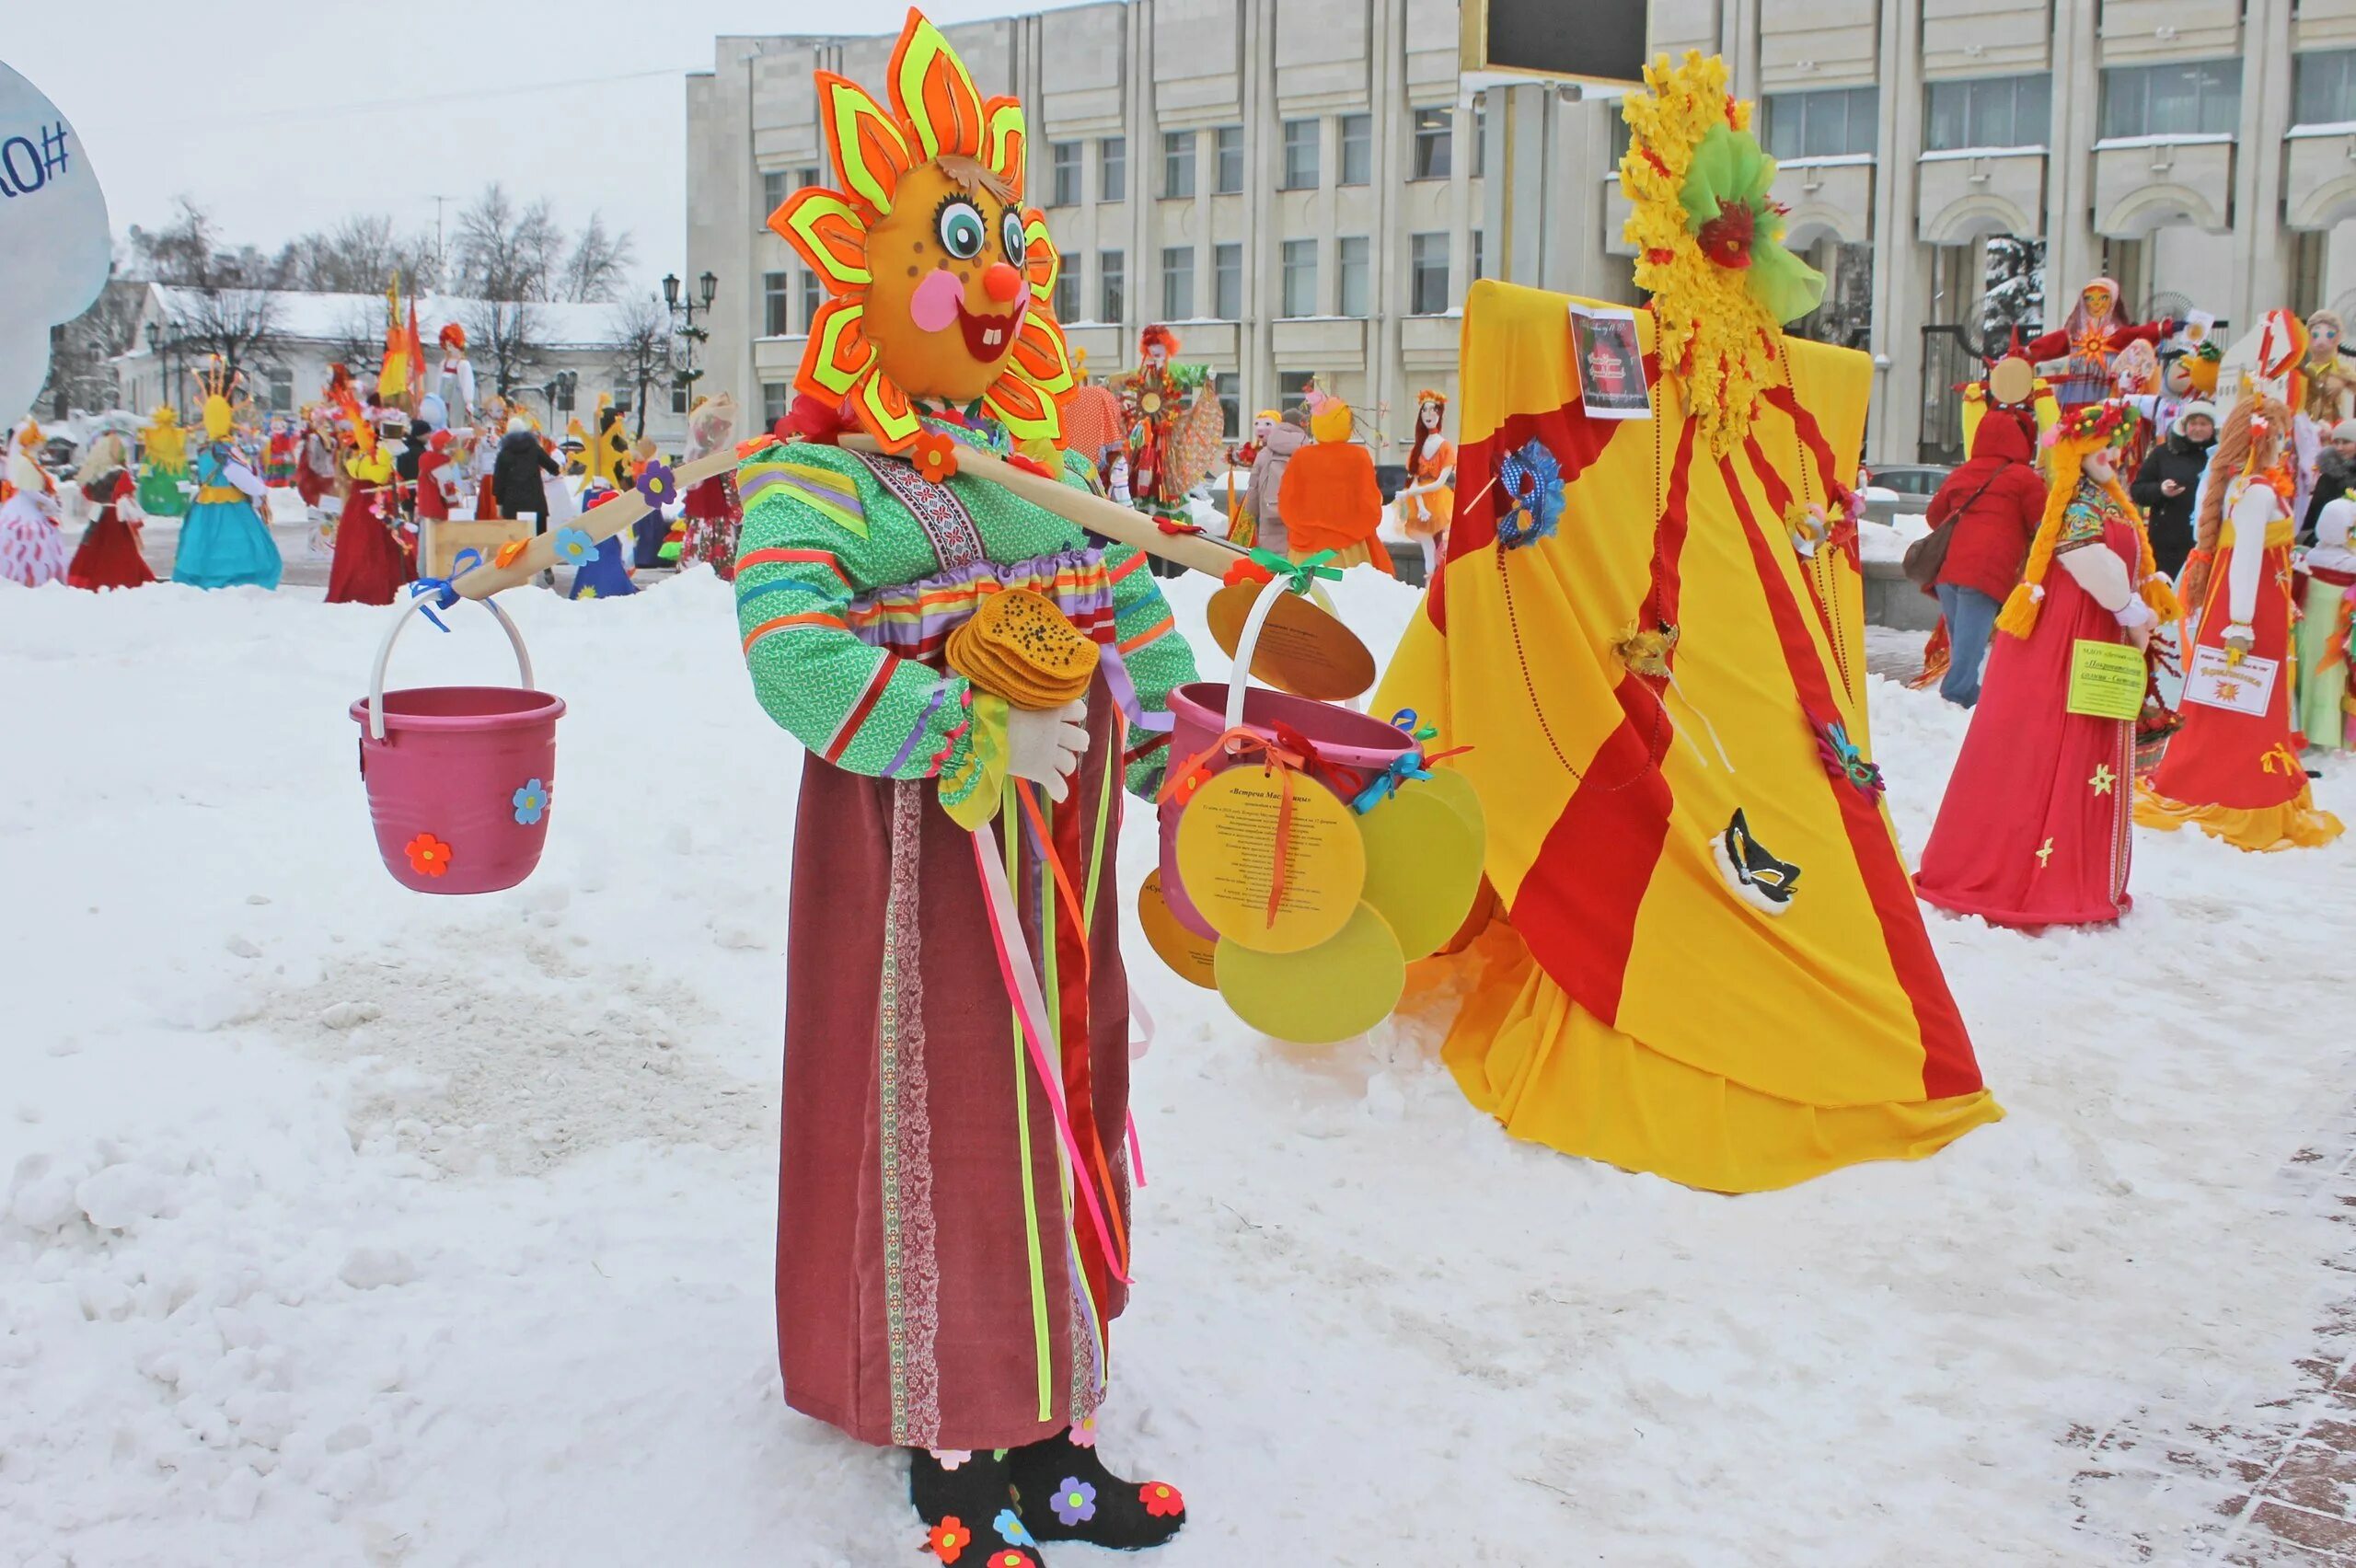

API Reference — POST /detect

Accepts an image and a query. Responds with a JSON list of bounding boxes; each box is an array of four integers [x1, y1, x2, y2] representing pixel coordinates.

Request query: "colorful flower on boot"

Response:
[[1140, 1482, 1185, 1518], [985, 1553, 1034, 1568], [1048, 1477, 1098, 1527], [553, 526, 595, 564], [926, 1516, 972, 1563], [1068, 1417, 1098, 1449], [511, 779, 549, 825], [403, 832, 453, 877], [635, 460, 679, 508], [913, 431, 962, 484], [992, 1508, 1035, 1548], [930, 1448, 973, 1470]]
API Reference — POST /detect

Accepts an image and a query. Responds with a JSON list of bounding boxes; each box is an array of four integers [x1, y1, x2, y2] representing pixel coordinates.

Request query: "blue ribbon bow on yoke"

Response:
[[408, 548, 484, 631]]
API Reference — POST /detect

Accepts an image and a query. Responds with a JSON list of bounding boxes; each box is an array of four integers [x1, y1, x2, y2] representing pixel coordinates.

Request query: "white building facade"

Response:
[[687, 0, 2356, 467]]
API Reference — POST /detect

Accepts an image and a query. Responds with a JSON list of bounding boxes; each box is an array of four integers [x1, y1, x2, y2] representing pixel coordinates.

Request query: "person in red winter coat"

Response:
[[1923, 411, 2049, 706]]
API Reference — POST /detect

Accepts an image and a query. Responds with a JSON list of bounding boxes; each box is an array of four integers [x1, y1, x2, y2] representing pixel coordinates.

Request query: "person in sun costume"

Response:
[[740, 14, 1197, 1562]]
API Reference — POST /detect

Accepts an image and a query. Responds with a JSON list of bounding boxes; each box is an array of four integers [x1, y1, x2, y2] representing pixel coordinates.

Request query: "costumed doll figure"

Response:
[[1279, 385, 1394, 574], [2294, 310, 2356, 524], [1396, 388, 1458, 576], [746, 14, 1197, 1562], [436, 323, 479, 427], [1060, 346, 1126, 486], [170, 376, 283, 592], [1115, 325, 1217, 529], [297, 410, 338, 514], [2026, 278, 2169, 414], [567, 488, 637, 599], [264, 417, 296, 485], [137, 405, 191, 517], [679, 392, 745, 578], [1240, 408, 1308, 557], [67, 432, 155, 591], [324, 420, 413, 605], [2138, 396, 2347, 849], [1221, 410, 1274, 548], [628, 437, 670, 569], [2297, 495, 2356, 752], [1916, 401, 2177, 928], [0, 421, 69, 588]]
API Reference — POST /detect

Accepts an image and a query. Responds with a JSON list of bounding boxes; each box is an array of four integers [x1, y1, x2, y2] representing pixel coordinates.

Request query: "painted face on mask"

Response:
[[1145, 342, 1169, 369], [1252, 416, 1274, 443], [2317, 321, 2344, 357], [2084, 287, 2113, 320], [1421, 400, 1443, 432], [856, 160, 1035, 406]]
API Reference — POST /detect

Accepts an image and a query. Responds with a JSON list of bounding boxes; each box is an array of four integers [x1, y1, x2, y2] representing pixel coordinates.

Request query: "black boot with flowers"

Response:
[[910, 1447, 1050, 1568], [1006, 1422, 1187, 1551]]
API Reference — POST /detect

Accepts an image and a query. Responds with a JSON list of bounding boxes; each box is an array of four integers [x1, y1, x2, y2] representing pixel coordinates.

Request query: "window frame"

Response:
[[1409, 232, 1450, 317], [1161, 245, 1195, 319], [1280, 237, 1318, 317], [1214, 124, 1245, 194], [1099, 135, 1127, 203], [1761, 86, 1880, 159], [1050, 140, 1082, 206], [760, 169, 787, 224], [761, 381, 791, 428], [1214, 371, 1240, 439], [798, 270, 822, 332], [1411, 106, 1452, 180], [1099, 248, 1126, 323], [1161, 129, 1195, 200], [1338, 112, 1372, 186], [2099, 58, 2242, 140], [1282, 118, 1321, 190], [1923, 72, 2051, 153], [1336, 235, 1371, 319], [1053, 271, 1081, 324], [763, 271, 791, 338]]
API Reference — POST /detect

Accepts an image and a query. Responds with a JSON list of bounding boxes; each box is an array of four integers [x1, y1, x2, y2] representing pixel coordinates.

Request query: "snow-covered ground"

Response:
[[3, 568, 2353, 1566]]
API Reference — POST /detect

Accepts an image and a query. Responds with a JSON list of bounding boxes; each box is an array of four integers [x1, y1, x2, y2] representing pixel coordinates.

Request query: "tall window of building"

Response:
[[798, 165, 821, 189], [1925, 73, 2051, 151], [1277, 370, 1316, 406], [1412, 107, 1452, 179], [1215, 371, 1240, 438], [1472, 94, 1487, 178], [1053, 271, 1081, 323], [1410, 233, 1450, 316], [762, 382, 790, 427], [1162, 130, 1195, 199], [1338, 113, 1372, 186], [1280, 238, 1318, 317], [1213, 242, 1242, 319], [1471, 227, 1485, 284], [1761, 86, 1880, 158], [2100, 60, 2241, 139], [1282, 119, 1321, 190], [2294, 50, 2356, 126], [673, 384, 689, 415], [1099, 248, 1125, 322], [761, 170, 787, 223], [763, 271, 791, 337], [1337, 236, 1370, 317], [1050, 141, 1082, 205], [1214, 125, 1244, 193], [267, 366, 294, 412], [799, 271, 821, 331], [1100, 135, 1127, 202], [1161, 246, 1195, 318]]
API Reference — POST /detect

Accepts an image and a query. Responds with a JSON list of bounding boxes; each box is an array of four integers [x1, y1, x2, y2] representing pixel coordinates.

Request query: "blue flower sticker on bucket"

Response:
[[512, 778, 550, 825], [553, 526, 595, 565], [1496, 438, 1565, 551]]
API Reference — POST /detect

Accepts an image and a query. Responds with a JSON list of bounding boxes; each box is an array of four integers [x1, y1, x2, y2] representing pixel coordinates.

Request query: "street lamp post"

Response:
[[664, 270, 718, 436]]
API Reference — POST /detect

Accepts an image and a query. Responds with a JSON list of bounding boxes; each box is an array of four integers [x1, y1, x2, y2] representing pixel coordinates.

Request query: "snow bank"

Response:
[[1, 569, 2350, 1565]]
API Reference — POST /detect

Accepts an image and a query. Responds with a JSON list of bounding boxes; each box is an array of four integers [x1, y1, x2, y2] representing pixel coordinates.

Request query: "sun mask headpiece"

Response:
[[768, 8, 1074, 454]]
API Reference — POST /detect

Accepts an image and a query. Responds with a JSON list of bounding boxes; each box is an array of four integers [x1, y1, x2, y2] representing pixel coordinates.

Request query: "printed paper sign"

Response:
[[2182, 644, 2279, 717], [2066, 640, 2148, 721], [2180, 309, 2216, 345], [1568, 305, 1652, 420]]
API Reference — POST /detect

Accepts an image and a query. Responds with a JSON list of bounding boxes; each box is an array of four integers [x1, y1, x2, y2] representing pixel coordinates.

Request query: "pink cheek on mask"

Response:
[[909, 270, 964, 333]]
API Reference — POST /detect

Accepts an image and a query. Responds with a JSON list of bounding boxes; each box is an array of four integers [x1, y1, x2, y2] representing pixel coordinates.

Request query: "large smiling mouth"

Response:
[[956, 294, 1026, 361]]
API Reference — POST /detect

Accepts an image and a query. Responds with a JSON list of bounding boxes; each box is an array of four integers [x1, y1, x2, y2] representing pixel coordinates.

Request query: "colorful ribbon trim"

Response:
[[407, 548, 483, 631]]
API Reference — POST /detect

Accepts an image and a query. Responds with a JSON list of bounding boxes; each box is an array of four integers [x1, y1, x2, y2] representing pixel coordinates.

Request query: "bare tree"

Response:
[[606, 294, 675, 439], [460, 296, 547, 406], [125, 202, 289, 386], [560, 213, 636, 304], [453, 184, 565, 302], [37, 274, 145, 417], [284, 213, 440, 295]]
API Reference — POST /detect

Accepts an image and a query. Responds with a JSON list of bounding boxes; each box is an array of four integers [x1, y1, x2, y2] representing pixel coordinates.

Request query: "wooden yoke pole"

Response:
[[451, 450, 738, 600]]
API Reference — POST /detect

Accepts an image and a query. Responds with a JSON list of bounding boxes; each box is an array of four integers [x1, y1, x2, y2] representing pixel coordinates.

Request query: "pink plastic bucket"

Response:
[[1157, 679, 1415, 938], [352, 595, 564, 895]]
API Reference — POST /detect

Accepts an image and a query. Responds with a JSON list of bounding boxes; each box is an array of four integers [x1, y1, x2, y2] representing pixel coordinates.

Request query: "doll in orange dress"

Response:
[[1277, 385, 1393, 574], [1396, 388, 1456, 577]]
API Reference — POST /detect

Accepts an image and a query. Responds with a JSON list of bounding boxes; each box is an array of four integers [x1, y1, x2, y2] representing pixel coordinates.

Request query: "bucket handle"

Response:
[[365, 591, 535, 742], [1222, 574, 1294, 732]]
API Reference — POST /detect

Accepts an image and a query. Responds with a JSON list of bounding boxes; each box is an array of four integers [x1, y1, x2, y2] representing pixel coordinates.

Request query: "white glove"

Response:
[[2112, 597, 2155, 630], [1005, 699, 1090, 802]]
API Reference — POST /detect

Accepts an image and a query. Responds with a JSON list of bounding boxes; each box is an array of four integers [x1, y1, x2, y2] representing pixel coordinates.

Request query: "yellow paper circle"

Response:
[[1138, 870, 1218, 989], [1414, 766, 1486, 847], [1216, 904, 1406, 1044], [1357, 785, 1485, 962], [1174, 767, 1366, 954]]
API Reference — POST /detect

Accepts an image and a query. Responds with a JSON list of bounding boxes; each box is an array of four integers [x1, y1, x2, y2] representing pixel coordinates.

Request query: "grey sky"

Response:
[[8, 0, 1088, 297]]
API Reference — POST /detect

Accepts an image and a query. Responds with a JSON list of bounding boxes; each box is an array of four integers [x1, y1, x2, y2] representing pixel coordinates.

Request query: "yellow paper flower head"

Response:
[[1619, 52, 1825, 456], [767, 8, 1075, 454]]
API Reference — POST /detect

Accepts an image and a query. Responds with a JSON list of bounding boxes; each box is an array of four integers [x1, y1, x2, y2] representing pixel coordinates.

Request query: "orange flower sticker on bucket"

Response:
[[404, 832, 454, 877]]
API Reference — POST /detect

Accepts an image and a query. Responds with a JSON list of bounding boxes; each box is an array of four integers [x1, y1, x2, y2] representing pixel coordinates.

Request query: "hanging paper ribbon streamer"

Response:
[[1159, 727, 1308, 930], [1095, 640, 1176, 735]]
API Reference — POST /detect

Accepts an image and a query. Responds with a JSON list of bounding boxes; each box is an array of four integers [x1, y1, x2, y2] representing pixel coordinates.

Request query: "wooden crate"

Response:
[[423, 517, 535, 579]]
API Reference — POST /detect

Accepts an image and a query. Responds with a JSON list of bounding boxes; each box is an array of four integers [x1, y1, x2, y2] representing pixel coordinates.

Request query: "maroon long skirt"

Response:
[[68, 513, 156, 590], [325, 486, 414, 605], [778, 680, 1134, 1451]]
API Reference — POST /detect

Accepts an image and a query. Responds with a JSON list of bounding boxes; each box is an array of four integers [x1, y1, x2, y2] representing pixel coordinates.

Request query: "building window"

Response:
[[266, 366, 294, 412], [762, 381, 790, 427], [673, 383, 689, 414], [1412, 107, 1452, 179], [1280, 238, 1317, 317], [799, 271, 821, 331], [1338, 113, 1371, 186], [1053, 271, 1081, 322], [1213, 242, 1242, 319], [1100, 248, 1125, 322], [1100, 135, 1126, 202], [1410, 233, 1449, 316], [1337, 236, 1370, 317], [1761, 86, 1880, 158], [1215, 371, 1240, 438], [1283, 119, 1321, 190], [764, 271, 791, 337], [1277, 369, 1316, 407], [1472, 94, 1487, 178], [1161, 246, 1195, 318], [2100, 59, 2241, 139], [1215, 125, 1244, 193], [1162, 130, 1195, 199], [1471, 227, 1485, 284], [1925, 73, 2051, 151], [1051, 141, 1082, 206], [2297, 51, 2356, 126], [612, 386, 634, 416], [798, 165, 821, 190], [761, 169, 787, 223]]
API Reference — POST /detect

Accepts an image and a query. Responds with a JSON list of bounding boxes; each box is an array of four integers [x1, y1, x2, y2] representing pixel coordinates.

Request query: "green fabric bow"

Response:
[[1680, 124, 1827, 327], [1249, 547, 1342, 595]]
